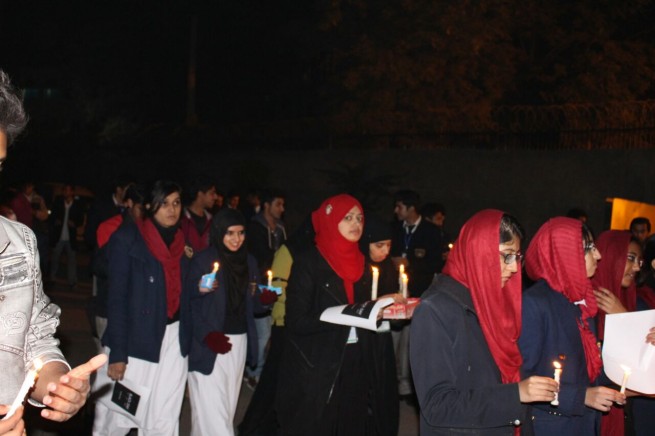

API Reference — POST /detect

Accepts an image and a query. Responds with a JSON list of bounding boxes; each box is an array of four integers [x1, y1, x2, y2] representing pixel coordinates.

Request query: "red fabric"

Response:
[[637, 285, 655, 309], [442, 209, 523, 384], [180, 209, 211, 252], [96, 214, 123, 248], [592, 230, 637, 342], [136, 219, 185, 318], [312, 194, 365, 304], [204, 331, 232, 354], [9, 194, 33, 228], [525, 217, 602, 382], [259, 289, 278, 305]]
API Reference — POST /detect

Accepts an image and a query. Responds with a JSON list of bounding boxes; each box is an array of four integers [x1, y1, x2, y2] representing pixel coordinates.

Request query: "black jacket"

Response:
[[49, 197, 84, 249], [410, 274, 531, 435], [276, 246, 398, 436], [391, 219, 441, 297]]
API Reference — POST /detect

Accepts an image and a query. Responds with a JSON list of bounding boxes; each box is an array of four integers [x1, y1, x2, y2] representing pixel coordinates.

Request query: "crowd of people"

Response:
[[2, 68, 655, 436]]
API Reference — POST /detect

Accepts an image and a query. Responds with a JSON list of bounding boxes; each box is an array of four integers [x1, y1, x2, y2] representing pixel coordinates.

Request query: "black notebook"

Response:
[[111, 382, 140, 416]]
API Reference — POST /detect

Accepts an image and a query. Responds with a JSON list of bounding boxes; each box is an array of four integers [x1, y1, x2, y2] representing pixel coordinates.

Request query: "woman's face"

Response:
[[223, 225, 246, 252], [621, 241, 642, 288], [584, 239, 602, 278], [499, 236, 521, 288], [153, 192, 182, 228], [369, 240, 391, 262], [338, 206, 364, 242]]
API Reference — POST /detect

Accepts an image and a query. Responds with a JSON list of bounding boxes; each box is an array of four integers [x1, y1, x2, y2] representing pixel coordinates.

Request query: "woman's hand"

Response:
[[107, 362, 127, 381], [0, 405, 25, 436], [198, 278, 218, 294], [518, 376, 559, 403], [646, 326, 655, 346], [593, 288, 627, 314], [378, 293, 406, 304], [585, 386, 625, 411]]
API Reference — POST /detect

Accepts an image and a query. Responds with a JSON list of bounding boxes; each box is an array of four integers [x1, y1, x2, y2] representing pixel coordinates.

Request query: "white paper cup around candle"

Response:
[[619, 364, 631, 394], [3, 358, 43, 420], [371, 266, 379, 300], [551, 361, 562, 406]]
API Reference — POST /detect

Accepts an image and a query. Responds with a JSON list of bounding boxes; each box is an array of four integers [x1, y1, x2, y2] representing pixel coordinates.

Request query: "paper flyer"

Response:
[[602, 309, 655, 394], [320, 297, 395, 331]]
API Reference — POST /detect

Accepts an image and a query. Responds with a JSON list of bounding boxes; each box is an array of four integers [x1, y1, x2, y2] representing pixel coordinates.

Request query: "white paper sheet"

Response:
[[602, 309, 655, 394], [320, 297, 395, 331]]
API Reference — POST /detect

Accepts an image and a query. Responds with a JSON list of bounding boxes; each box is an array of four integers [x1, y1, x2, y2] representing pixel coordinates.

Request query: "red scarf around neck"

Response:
[[137, 218, 185, 318], [525, 217, 602, 382], [443, 209, 523, 384], [312, 194, 365, 304]]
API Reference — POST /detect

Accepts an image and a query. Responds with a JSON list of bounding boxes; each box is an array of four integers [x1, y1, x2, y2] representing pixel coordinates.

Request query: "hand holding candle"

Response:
[[551, 361, 562, 406], [200, 262, 220, 290], [371, 266, 379, 300], [2, 358, 43, 420]]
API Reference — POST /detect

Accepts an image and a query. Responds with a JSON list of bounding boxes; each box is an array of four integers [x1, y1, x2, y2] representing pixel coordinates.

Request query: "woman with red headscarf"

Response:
[[520, 218, 625, 435], [410, 209, 558, 435], [276, 194, 399, 436]]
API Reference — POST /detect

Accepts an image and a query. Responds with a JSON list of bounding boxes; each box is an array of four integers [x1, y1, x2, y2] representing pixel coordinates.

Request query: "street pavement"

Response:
[[30, 252, 419, 435]]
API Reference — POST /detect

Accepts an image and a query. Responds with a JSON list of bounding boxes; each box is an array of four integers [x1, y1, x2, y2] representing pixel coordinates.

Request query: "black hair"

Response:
[[0, 71, 28, 146], [582, 222, 595, 252], [630, 217, 651, 233], [394, 190, 421, 210], [145, 180, 181, 217], [499, 214, 525, 244], [123, 183, 145, 205], [421, 202, 446, 218], [566, 208, 588, 221], [261, 189, 285, 206], [185, 176, 216, 204]]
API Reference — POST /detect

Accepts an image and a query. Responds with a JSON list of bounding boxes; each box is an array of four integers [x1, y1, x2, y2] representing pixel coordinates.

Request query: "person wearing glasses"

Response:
[[410, 209, 559, 435], [519, 218, 625, 435]]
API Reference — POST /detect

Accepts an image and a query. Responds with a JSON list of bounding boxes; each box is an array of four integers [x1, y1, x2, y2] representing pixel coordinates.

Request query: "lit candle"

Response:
[[448, 243, 454, 250], [402, 273, 408, 299], [212, 262, 219, 273], [267, 270, 273, 288], [619, 364, 631, 394], [2, 358, 43, 420], [371, 266, 379, 300], [551, 361, 562, 406], [398, 264, 405, 290]]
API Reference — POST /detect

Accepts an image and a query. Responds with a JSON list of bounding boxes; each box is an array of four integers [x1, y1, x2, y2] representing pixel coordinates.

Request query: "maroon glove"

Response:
[[259, 289, 278, 305], [204, 332, 232, 354]]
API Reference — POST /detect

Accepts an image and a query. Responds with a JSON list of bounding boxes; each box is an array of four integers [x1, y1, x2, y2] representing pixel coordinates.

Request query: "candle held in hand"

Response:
[[2, 358, 43, 420], [619, 364, 631, 394], [371, 266, 379, 300], [402, 273, 408, 299], [551, 361, 562, 406]]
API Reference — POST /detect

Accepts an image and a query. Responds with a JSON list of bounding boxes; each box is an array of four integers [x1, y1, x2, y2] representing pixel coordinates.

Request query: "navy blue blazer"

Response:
[[102, 220, 191, 365], [519, 279, 600, 435], [185, 246, 259, 375]]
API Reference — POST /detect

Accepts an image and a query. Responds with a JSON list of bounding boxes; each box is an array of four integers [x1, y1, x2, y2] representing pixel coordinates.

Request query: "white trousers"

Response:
[[188, 333, 247, 436], [92, 322, 188, 436]]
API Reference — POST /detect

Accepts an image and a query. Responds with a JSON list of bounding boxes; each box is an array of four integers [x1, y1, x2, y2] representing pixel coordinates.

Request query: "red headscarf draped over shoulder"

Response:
[[592, 230, 637, 341], [312, 194, 365, 304], [442, 209, 523, 384], [525, 217, 602, 382]]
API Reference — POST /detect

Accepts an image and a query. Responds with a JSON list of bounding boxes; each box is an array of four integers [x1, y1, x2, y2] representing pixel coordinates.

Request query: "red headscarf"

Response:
[[525, 217, 602, 382], [312, 194, 365, 304], [592, 230, 638, 341], [442, 209, 523, 384], [137, 218, 186, 318]]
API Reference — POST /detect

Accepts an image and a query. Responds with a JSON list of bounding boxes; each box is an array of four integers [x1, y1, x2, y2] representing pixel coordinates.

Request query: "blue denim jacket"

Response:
[[0, 217, 68, 404]]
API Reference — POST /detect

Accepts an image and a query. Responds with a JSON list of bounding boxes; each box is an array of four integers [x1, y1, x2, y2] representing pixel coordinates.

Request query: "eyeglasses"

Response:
[[500, 252, 524, 265], [627, 254, 644, 268], [584, 242, 597, 254]]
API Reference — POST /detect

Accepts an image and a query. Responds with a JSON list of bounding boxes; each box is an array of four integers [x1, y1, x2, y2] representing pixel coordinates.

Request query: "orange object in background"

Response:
[[608, 198, 655, 234]]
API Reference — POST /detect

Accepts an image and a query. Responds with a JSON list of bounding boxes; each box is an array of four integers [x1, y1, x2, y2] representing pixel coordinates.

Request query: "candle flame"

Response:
[[399, 264, 405, 274], [34, 358, 43, 372], [402, 273, 408, 282], [448, 243, 454, 249], [620, 364, 632, 374], [267, 270, 273, 278], [212, 262, 219, 273], [372, 266, 378, 274], [553, 361, 562, 369]]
